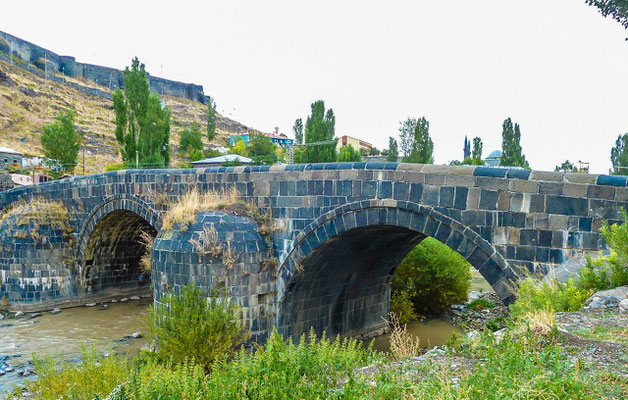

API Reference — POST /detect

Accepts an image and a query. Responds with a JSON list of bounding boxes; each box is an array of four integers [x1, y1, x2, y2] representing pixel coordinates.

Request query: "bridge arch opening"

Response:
[[277, 202, 517, 338], [82, 209, 157, 295]]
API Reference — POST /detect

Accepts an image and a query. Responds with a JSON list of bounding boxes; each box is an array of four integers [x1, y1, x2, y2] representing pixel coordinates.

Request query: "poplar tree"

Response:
[[399, 117, 434, 164], [113, 57, 171, 168], [386, 137, 399, 162], [298, 100, 337, 163], [500, 118, 529, 168], [293, 118, 304, 144], [206, 96, 217, 142], [471, 137, 485, 165]]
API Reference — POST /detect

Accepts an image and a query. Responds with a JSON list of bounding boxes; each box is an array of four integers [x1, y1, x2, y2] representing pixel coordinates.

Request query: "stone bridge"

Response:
[[0, 162, 625, 340]]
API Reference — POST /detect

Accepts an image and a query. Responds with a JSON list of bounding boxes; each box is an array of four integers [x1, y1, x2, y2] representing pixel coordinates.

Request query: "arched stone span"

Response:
[[76, 195, 161, 295], [277, 199, 519, 338]]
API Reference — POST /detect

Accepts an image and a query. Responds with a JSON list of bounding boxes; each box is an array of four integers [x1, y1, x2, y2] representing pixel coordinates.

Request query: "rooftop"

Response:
[[0, 146, 22, 155]]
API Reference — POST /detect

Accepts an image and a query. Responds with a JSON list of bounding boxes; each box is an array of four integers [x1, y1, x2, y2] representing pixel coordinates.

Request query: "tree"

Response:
[[248, 132, 278, 165], [500, 118, 529, 168], [179, 122, 204, 159], [471, 137, 484, 165], [229, 138, 248, 156], [293, 118, 303, 145], [338, 144, 362, 162], [297, 100, 337, 163], [369, 147, 381, 156], [398, 117, 434, 164], [611, 133, 628, 174], [40, 109, 83, 177], [555, 160, 578, 173], [206, 96, 217, 142], [586, 1, 628, 29], [386, 137, 399, 162], [113, 57, 171, 169]]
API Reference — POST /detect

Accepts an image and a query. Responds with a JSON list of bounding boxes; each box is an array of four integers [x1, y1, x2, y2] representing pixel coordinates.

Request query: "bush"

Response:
[[148, 283, 249, 371], [392, 237, 471, 316], [600, 209, 628, 287], [26, 346, 130, 400], [510, 278, 591, 319], [576, 256, 612, 292], [390, 289, 417, 324]]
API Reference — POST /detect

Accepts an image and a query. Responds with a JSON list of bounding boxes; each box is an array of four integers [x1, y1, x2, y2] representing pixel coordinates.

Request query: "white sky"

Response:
[[3, 0, 627, 173]]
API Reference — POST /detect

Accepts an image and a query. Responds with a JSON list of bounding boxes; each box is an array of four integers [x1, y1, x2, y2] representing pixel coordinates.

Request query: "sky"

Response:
[[2, 0, 627, 173]]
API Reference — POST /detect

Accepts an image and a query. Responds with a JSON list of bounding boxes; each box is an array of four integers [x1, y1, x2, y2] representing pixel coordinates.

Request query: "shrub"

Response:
[[600, 208, 628, 287], [390, 289, 417, 324], [576, 256, 612, 292], [148, 284, 249, 371], [26, 346, 130, 400], [468, 298, 496, 311], [392, 237, 471, 316], [510, 278, 591, 320], [161, 187, 240, 231]]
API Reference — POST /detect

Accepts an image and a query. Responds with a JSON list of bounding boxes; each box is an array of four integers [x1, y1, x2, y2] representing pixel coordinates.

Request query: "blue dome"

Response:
[[487, 150, 502, 159]]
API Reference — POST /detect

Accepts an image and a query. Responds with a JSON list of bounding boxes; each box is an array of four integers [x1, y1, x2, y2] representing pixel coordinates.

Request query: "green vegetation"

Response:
[[389, 288, 417, 324], [338, 144, 363, 162], [247, 133, 279, 165], [471, 136, 485, 165], [399, 117, 434, 164], [148, 284, 249, 371], [468, 297, 495, 310], [178, 122, 204, 161], [586, 0, 628, 29], [600, 208, 628, 286], [386, 136, 399, 162], [112, 57, 171, 169], [40, 108, 83, 177], [206, 96, 217, 142], [293, 117, 303, 145], [27, 346, 130, 400], [500, 117, 529, 168], [392, 237, 471, 316], [509, 278, 591, 320], [294, 100, 337, 163]]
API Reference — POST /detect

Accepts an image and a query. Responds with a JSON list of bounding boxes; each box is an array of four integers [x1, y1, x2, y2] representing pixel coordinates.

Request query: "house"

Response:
[[336, 135, 372, 154], [229, 132, 294, 148], [0, 146, 23, 166], [191, 154, 253, 167]]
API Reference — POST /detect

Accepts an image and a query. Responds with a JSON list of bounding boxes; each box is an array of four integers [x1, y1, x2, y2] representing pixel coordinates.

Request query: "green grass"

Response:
[[573, 324, 628, 344], [468, 298, 496, 311]]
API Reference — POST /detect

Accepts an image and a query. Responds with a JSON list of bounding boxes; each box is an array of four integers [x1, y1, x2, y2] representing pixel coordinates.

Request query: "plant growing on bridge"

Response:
[[391, 237, 471, 316], [40, 108, 83, 177], [148, 283, 249, 371], [189, 223, 223, 258], [0, 198, 72, 243], [161, 187, 241, 231], [112, 57, 172, 169], [139, 230, 155, 274]]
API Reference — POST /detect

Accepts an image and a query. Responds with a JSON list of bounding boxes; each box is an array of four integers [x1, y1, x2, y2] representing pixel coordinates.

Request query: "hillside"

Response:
[[0, 58, 254, 174]]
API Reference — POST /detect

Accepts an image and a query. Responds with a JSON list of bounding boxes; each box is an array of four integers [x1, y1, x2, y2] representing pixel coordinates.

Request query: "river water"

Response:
[[0, 269, 490, 393]]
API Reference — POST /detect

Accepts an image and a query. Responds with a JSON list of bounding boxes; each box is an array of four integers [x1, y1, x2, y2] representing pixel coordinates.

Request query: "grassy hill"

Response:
[[0, 58, 253, 174]]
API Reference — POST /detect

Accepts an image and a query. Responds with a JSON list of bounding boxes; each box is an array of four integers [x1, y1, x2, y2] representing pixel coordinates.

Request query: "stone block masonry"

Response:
[[1, 162, 627, 341], [0, 30, 207, 103]]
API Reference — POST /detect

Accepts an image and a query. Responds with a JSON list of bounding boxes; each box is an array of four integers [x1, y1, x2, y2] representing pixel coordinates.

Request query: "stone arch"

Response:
[[76, 194, 162, 295], [277, 199, 519, 338]]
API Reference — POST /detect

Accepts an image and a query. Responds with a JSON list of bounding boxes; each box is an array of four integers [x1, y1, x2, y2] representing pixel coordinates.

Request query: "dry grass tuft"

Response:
[[161, 187, 240, 231], [222, 242, 238, 270], [388, 313, 422, 361], [0, 198, 72, 242], [189, 224, 223, 258], [514, 309, 556, 337], [139, 230, 155, 274]]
